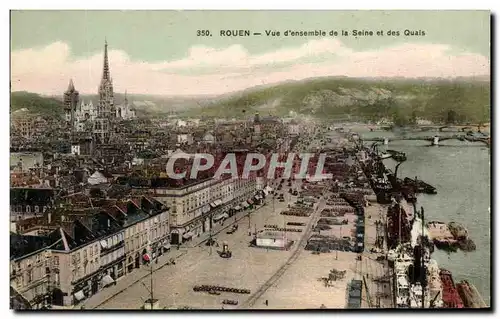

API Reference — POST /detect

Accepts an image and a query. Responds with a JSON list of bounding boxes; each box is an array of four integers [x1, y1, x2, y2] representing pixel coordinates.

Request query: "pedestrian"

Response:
[[265, 300, 269, 306]]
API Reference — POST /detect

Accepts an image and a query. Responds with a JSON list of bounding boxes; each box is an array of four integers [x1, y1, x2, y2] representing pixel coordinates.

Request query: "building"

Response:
[[11, 112, 48, 139], [202, 132, 215, 144], [255, 230, 288, 250], [10, 187, 56, 222], [50, 216, 119, 306], [9, 194, 169, 308], [116, 92, 136, 120], [176, 133, 193, 145], [63, 80, 80, 126], [288, 119, 300, 136], [88, 170, 114, 186], [63, 40, 135, 145], [10, 233, 55, 309], [121, 173, 257, 245], [108, 197, 170, 275], [10, 152, 43, 172]]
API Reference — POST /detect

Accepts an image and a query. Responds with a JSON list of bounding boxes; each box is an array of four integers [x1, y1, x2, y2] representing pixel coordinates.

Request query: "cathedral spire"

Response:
[[67, 79, 75, 92], [102, 39, 110, 81]]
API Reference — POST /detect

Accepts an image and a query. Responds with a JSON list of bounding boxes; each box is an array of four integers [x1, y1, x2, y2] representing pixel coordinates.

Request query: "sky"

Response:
[[10, 10, 491, 96]]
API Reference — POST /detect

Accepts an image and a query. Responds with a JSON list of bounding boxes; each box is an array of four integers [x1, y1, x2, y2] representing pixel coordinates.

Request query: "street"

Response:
[[85, 182, 312, 309]]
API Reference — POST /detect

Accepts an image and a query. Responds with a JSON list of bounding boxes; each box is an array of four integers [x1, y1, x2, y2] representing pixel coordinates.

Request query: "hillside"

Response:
[[10, 91, 64, 118], [11, 76, 491, 125], [182, 77, 491, 124], [10, 91, 206, 118]]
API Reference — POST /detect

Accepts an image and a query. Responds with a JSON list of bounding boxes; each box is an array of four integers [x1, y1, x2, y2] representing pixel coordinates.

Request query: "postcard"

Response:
[[9, 10, 490, 310]]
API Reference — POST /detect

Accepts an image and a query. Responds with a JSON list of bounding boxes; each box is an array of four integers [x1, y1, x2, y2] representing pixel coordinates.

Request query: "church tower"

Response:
[[98, 40, 115, 118], [94, 40, 114, 144], [63, 79, 79, 128]]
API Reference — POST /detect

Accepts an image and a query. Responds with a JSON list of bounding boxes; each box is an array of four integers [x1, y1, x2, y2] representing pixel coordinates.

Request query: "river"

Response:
[[356, 129, 491, 306]]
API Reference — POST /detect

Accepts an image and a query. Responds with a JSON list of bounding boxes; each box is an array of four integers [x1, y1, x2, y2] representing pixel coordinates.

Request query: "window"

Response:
[[26, 205, 31, 213], [53, 256, 59, 267], [27, 269, 33, 283], [83, 250, 88, 260], [34, 206, 39, 213], [90, 246, 93, 257]]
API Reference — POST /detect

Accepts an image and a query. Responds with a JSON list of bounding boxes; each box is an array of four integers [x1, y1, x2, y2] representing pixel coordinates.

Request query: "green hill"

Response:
[[182, 77, 490, 125], [10, 91, 64, 118]]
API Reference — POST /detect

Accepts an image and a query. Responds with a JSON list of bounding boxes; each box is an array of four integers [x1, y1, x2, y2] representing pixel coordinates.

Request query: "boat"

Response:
[[439, 269, 464, 308], [386, 202, 412, 250], [456, 280, 487, 308], [380, 153, 392, 159], [394, 247, 413, 308]]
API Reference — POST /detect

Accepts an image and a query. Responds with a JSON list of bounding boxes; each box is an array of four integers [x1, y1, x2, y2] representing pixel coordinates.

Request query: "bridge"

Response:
[[362, 134, 490, 146], [366, 123, 490, 133]]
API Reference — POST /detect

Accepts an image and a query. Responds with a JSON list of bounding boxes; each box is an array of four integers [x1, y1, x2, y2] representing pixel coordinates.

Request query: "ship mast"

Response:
[[421, 206, 425, 309]]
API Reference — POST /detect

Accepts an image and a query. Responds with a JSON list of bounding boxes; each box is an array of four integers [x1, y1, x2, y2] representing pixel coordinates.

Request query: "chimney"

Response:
[[48, 212, 52, 224]]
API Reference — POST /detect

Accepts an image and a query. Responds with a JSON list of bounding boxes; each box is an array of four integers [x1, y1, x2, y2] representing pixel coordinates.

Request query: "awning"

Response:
[[247, 199, 254, 205], [100, 240, 108, 249], [255, 195, 262, 200], [241, 202, 250, 208], [213, 213, 229, 222], [265, 186, 273, 192], [143, 253, 151, 262], [74, 290, 85, 301], [183, 232, 194, 239], [263, 189, 269, 196], [209, 202, 217, 208], [101, 275, 115, 287], [222, 197, 231, 204], [234, 205, 242, 210], [202, 204, 210, 214], [214, 199, 222, 206], [163, 243, 172, 250]]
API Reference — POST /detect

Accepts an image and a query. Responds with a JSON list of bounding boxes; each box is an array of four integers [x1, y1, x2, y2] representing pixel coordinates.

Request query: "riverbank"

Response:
[[357, 130, 491, 307]]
